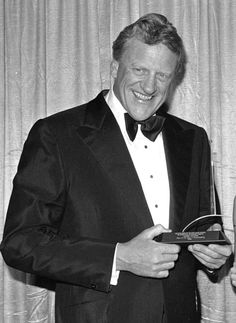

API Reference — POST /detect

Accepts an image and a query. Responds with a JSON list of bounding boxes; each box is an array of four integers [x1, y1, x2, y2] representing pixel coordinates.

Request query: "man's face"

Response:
[[111, 38, 178, 121]]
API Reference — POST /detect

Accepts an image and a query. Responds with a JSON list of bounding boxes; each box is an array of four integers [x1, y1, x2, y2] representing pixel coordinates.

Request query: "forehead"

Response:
[[122, 38, 178, 72]]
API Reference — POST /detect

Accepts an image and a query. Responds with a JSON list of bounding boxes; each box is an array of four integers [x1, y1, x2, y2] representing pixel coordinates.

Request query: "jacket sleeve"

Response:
[[0, 119, 115, 292], [197, 127, 223, 282]]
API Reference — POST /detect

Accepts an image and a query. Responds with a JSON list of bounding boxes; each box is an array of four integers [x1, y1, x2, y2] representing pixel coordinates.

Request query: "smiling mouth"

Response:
[[133, 91, 153, 101]]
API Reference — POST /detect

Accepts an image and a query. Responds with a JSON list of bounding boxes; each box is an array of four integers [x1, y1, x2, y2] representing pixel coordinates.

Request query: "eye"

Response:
[[156, 72, 169, 81], [133, 67, 146, 75]]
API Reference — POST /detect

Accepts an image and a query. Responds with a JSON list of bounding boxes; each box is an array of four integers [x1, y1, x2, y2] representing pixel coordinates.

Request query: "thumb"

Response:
[[141, 224, 171, 240], [208, 223, 222, 231]]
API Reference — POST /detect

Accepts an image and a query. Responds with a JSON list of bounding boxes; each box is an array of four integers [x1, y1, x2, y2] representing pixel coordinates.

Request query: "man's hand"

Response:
[[230, 262, 236, 287], [187, 223, 232, 270], [116, 225, 181, 278]]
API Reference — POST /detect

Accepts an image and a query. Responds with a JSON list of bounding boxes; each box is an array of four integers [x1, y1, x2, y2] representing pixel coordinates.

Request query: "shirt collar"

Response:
[[105, 88, 126, 120]]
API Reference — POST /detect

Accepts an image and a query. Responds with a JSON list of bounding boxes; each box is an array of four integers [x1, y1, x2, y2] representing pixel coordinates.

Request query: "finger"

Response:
[[158, 243, 181, 254], [188, 245, 226, 268], [213, 223, 221, 230], [155, 270, 169, 278], [153, 251, 179, 264], [232, 279, 236, 287], [189, 244, 229, 259], [207, 244, 232, 257], [189, 250, 222, 268], [208, 223, 221, 231], [153, 262, 176, 278], [191, 247, 223, 263], [155, 270, 170, 278]]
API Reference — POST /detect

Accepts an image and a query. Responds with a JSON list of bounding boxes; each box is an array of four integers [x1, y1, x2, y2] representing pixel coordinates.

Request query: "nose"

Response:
[[141, 74, 157, 95]]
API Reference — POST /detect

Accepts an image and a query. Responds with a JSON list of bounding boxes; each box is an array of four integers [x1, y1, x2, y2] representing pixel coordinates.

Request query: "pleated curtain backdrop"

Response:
[[0, 0, 236, 322]]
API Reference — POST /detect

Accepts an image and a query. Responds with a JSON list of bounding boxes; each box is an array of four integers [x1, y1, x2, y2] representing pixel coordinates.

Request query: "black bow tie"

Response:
[[124, 113, 166, 142]]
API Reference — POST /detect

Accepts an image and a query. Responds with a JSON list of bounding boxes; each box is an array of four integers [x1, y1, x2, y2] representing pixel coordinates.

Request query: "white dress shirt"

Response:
[[105, 89, 170, 284]]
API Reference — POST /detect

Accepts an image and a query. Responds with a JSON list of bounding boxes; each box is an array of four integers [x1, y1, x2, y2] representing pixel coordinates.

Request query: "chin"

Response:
[[132, 112, 153, 121], [138, 107, 158, 118]]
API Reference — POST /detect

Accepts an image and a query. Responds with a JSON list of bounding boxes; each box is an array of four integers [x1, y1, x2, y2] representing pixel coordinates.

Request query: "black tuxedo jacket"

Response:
[[1, 91, 213, 323]]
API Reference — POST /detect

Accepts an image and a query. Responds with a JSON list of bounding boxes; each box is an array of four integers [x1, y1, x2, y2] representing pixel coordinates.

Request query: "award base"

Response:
[[154, 231, 231, 245]]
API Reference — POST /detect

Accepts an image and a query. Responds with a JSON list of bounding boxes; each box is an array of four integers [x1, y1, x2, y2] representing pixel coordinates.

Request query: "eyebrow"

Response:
[[131, 64, 172, 75]]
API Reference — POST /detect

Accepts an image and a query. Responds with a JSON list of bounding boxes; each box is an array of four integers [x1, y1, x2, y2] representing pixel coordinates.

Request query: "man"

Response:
[[1, 13, 232, 323]]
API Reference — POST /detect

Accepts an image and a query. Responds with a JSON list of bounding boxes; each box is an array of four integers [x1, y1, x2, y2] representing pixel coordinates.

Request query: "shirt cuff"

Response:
[[110, 243, 120, 285]]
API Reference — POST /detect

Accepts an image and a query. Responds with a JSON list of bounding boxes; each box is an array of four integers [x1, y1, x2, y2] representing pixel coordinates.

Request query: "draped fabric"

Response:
[[0, 0, 236, 322]]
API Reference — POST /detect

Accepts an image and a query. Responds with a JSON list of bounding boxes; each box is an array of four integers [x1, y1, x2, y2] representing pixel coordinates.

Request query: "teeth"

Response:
[[133, 91, 152, 101]]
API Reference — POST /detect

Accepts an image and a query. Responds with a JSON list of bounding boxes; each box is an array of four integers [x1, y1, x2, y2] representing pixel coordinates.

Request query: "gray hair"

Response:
[[112, 13, 186, 80]]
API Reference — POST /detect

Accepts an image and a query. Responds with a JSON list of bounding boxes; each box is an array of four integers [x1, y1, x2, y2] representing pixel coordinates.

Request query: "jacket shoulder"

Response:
[[166, 113, 207, 133], [45, 103, 87, 126], [38, 91, 107, 129]]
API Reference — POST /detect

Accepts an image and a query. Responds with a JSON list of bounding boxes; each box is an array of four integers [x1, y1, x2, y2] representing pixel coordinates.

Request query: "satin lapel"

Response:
[[162, 116, 194, 231], [76, 92, 153, 230]]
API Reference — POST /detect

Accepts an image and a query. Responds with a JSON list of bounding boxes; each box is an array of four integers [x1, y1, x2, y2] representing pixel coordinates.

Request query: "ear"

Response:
[[110, 60, 119, 78]]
